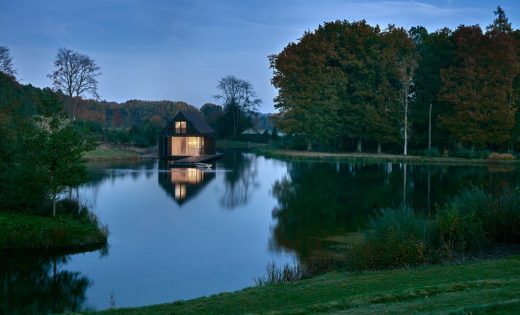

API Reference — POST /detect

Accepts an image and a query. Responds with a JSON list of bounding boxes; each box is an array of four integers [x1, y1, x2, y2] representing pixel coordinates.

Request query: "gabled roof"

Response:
[[176, 110, 214, 134]]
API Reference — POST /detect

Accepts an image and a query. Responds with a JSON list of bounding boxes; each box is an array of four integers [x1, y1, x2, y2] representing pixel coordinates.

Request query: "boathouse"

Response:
[[158, 110, 216, 160]]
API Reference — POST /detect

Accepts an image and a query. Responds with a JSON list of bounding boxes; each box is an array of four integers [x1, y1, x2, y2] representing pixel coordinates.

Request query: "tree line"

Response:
[[270, 6, 520, 155]]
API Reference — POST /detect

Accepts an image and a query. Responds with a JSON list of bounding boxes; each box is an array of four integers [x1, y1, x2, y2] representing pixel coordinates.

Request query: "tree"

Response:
[[0, 46, 16, 77], [214, 75, 261, 137], [38, 91, 98, 216], [409, 27, 453, 150], [439, 25, 517, 148], [486, 5, 512, 34], [48, 48, 101, 119]]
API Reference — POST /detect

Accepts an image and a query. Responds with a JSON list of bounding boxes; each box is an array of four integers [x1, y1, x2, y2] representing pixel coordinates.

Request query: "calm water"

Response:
[[2, 150, 520, 313]]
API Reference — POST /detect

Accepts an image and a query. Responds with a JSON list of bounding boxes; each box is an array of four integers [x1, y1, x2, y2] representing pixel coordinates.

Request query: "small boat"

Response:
[[195, 162, 213, 169]]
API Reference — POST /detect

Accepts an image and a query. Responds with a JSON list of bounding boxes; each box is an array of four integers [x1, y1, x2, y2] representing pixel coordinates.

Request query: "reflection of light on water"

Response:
[[175, 184, 186, 199], [171, 168, 204, 184]]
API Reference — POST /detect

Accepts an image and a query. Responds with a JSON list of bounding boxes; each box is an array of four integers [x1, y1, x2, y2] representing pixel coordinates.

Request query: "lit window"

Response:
[[175, 121, 186, 134]]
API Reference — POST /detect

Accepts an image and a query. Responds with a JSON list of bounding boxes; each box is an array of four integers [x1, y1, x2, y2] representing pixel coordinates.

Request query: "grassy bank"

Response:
[[256, 148, 520, 165], [96, 256, 520, 314], [84, 144, 157, 160], [216, 139, 269, 149], [0, 212, 108, 251]]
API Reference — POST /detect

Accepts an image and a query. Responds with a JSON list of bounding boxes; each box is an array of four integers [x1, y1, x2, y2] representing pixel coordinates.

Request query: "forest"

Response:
[[270, 7, 520, 157]]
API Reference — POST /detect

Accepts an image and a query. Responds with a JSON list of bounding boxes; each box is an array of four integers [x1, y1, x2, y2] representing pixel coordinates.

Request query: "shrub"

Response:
[[420, 147, 440, 157], [435, 188, 492, 257], [450, 146, 490, 159], [348, 206, 434, 270]]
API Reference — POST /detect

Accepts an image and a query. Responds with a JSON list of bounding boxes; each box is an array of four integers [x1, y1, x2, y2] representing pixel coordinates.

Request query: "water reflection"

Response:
[[158, 167, 216, 206], [219, 151, 259, 209], [0, 252, 94, 314], [270, 161, 520, 260]]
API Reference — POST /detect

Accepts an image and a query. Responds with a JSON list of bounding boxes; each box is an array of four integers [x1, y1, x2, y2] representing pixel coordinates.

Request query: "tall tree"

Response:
[[409, 27, 453, 150], [0, 46, 16, 77], [48, 48, 101, 119], [439, 25, 517, 148], [38, 90, 98, 216], [486, 5, 512, 34], [214, 75, 261, 137]]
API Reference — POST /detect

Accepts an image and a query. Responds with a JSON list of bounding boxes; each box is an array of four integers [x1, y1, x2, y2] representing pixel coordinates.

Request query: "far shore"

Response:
[[256, 148, 520, 165]]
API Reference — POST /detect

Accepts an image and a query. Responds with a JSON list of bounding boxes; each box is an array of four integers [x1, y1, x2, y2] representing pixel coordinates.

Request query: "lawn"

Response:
[[96, 256, 520, 314]]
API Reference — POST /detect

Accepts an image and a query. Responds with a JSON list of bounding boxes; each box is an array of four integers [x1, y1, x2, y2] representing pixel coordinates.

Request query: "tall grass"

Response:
[[349, 188, 520, 270], [348, 206, 434, 270]]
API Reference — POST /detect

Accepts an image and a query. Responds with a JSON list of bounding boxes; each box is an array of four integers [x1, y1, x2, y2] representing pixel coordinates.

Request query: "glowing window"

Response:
[[175, 121, 186, 134]]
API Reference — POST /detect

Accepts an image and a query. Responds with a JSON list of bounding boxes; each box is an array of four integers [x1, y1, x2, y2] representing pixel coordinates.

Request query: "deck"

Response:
[[168, 153, 223, 167]]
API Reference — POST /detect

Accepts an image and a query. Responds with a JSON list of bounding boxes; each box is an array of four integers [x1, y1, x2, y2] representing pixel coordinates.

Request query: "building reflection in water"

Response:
[[158, 166, 216, 206]]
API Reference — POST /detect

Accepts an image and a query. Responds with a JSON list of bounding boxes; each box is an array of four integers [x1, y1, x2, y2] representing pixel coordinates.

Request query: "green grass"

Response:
[[0, 212, 108, 251], [96, 256, 520, 314], [84, 145, 140, 160], [216, 139, 269, 149], [256, 148, 520, 165]]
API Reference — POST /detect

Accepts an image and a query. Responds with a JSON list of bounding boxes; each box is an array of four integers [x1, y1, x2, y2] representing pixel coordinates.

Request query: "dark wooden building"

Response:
[[158, 110, 216, 159]]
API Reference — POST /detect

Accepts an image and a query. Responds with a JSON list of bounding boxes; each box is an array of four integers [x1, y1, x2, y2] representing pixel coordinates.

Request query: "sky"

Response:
[[1, 0, 519, 113]]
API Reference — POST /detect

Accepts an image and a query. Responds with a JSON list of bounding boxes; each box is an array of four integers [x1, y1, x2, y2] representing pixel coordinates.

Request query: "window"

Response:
[[175, 121, 186, 134], [171, 137, 204, 156]]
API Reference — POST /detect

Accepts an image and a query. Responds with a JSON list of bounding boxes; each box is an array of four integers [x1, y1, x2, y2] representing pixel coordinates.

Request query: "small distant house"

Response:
[[158, 110, 216, 159]]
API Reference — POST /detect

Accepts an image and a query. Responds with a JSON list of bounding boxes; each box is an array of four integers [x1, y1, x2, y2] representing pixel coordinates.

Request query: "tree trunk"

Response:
[[52, 198, 57, 217], [377, 142, 382, 154], [357, 139, 362, 152], [428, 103, 432, 150], [404, 87, 409, 156]]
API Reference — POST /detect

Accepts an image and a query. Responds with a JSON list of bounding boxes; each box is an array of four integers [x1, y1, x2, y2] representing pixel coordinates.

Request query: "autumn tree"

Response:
[[0, 46, 15, 77], [48, 48, 101, 119], [439, 24, 517, 148], [214, 75, 261, 137], [409, 27, 453, 150]]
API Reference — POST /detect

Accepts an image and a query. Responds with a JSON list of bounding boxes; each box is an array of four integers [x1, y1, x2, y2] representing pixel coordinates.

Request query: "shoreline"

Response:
[[256, 148, 520, 165], [95, 255, 520, 314]]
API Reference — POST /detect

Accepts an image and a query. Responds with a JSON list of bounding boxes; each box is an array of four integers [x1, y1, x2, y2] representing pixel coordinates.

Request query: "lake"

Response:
[[2, 150, 520, 313]]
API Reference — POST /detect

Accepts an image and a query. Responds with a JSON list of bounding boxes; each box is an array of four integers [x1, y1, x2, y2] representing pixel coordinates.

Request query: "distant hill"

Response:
[[72, 98, 200, 128]]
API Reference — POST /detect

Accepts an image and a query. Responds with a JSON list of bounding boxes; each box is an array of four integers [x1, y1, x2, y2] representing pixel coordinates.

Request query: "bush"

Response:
[[420, 147, 440, 157], [450, 146, 490, 159], [435, 188, 493, 257], [348, 206, 434, 270]]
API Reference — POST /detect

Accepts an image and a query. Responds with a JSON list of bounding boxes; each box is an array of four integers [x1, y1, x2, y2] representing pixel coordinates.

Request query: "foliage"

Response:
[[349, 206, 434, 270], [435, 189, 491, 257], [214, 75, 261, 137], [271, 7, 520, 155], [0, 72, 97, 214], [0, 208, 108, 250]]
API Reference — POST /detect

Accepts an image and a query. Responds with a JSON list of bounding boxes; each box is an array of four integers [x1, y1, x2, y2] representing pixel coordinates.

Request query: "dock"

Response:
[[168, 153, 223, 167]]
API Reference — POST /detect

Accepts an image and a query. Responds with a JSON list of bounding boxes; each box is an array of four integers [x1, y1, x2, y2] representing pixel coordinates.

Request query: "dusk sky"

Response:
[[1, 0, 519, 113]]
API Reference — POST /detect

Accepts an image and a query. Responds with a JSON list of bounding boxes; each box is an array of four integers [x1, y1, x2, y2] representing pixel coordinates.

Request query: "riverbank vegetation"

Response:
[[0, 71, 107, 250], [0, 204, 108, 251], [257, 148, 520, 165], [270, 7, 520, 158]]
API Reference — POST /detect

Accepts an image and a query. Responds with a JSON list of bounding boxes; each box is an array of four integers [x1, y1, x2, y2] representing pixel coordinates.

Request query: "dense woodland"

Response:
[[270, 7, 520, 156]]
